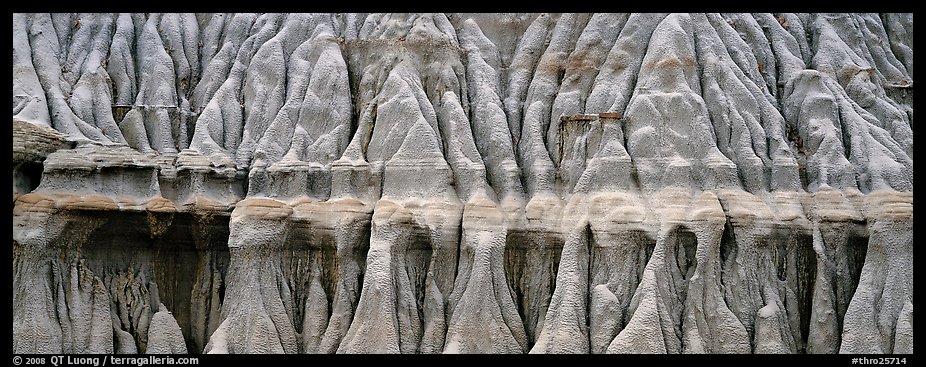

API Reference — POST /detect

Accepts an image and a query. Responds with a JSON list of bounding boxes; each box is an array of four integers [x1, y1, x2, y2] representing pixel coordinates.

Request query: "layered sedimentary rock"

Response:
[[13, 13, 913, 354]]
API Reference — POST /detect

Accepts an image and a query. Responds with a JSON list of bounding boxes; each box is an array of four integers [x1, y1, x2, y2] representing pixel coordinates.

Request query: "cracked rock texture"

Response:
[[13, 13, 913, 354]]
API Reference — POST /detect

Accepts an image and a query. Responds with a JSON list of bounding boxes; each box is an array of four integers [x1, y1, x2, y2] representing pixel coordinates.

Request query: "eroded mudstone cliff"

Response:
[[13, 13, 913, 354]]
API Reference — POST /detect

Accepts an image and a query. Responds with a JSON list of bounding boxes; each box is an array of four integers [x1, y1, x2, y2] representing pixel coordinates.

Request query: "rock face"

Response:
[[12, 13, 913, 354]]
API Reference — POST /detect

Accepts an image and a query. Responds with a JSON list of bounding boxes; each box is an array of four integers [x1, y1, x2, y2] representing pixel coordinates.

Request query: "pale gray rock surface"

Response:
[[12, 13, 913, 354]]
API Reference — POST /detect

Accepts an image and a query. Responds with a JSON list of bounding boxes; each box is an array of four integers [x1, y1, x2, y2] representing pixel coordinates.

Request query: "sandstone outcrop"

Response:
[[13, 13, 913, 354]]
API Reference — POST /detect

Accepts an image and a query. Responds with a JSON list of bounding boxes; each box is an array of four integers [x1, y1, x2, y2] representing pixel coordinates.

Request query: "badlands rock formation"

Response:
[[12, 13, 913, 354]]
